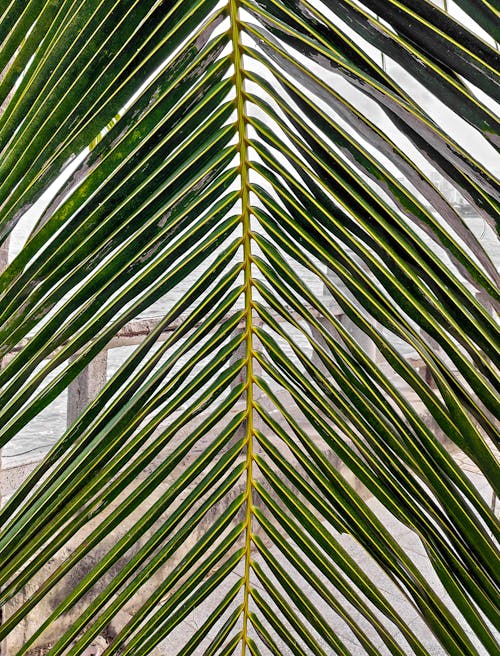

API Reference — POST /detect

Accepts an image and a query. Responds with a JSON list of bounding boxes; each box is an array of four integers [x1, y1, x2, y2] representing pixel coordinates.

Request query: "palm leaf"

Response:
[[0, 1, 498, 654]]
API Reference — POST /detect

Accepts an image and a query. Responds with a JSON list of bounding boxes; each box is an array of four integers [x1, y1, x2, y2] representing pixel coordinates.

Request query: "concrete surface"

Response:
[[153, 444, 498, 655]]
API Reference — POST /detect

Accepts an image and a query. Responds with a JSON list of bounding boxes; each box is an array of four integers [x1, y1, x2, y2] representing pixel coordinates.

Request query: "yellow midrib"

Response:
[[228, 1, 255, 655]]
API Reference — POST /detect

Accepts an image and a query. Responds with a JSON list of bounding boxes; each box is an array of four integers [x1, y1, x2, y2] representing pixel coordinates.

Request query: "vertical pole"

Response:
[[324, 268, 379, 364], [67, 351, 108, 428], [0, 237, 8, 271], [310, 314, 343, 376], [339, 314, 379, 363]]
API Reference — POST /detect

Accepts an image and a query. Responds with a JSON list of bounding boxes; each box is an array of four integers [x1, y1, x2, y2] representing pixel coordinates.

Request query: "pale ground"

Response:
[[150, 445, 498, 656], [2, 356, 497, 655]]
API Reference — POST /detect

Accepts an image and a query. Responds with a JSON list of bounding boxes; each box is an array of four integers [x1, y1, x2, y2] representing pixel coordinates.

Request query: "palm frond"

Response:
[[0, 1, 498, 654]]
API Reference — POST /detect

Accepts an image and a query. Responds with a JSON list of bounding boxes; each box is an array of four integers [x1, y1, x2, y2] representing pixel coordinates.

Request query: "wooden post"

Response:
[[67, 351, 108, 428]]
